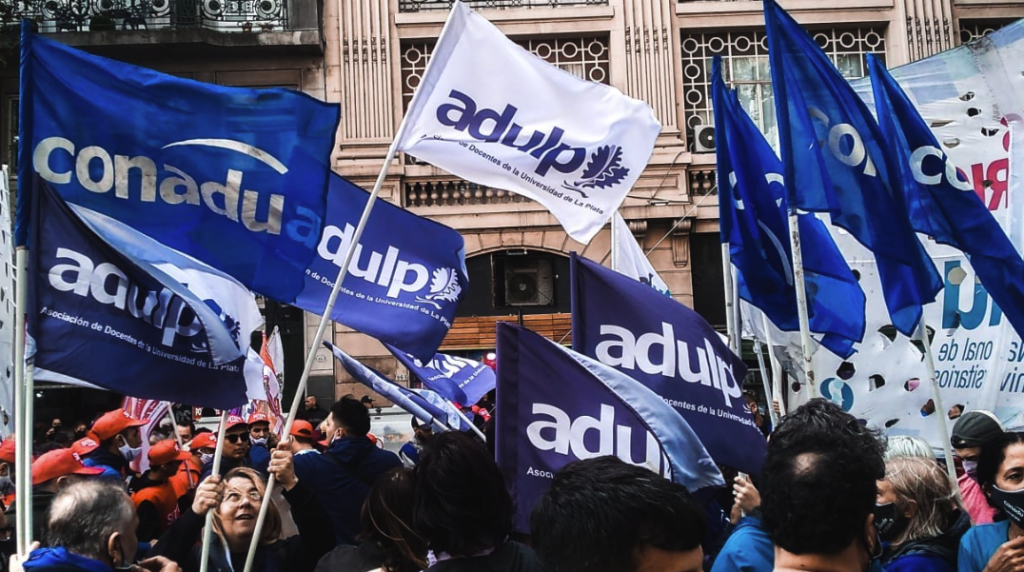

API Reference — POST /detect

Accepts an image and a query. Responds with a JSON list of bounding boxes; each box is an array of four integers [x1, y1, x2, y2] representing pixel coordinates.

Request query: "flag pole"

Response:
[[786, 213, 817, 397], [721, 243, 739, 354], [731, 265, 743, 355], [454, 406, 486, 441], [167, 404, 194, 489], [198, 411, 229, 572], [13, 248, 27, 556], [761, 313, 786, 417], [753, 337, 779, 428], [21, 360, 32, 546], [918, 318, 958, 486], [610, 213, 618, 272]]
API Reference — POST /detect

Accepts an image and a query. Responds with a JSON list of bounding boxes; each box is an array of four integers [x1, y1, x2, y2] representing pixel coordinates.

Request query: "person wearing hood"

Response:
[[148, 444, 334, 572], [958, 432, 1024, 572], [951, 410, 1004, 525], [22, 479, 178, 572], [131, 440, 192, 543], [876, 457, 969, 572], [78, 409, 147, 481]]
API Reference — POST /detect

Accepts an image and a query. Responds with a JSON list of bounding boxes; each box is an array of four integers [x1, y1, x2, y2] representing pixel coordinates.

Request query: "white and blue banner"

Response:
[[28, 178, 261, 409], [388, 345, 495, 406], [571, 254, 766, 474], [611, 213, 670, 296], [17, 23, 339, 302], [297, 175, 467, 360], [395, 1, 661, 244], [496, 323, 724, 532]]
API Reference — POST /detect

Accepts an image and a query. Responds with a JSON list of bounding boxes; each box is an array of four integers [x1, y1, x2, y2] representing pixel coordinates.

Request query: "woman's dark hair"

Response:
[[413, 432, 511, 556], [976, 431, 1024, 514], [360, 467, 426, 572]]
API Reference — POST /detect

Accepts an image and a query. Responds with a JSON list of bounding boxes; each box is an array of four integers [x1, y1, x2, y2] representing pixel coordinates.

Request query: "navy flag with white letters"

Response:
[[496, 323, 724, 532], [28, 178, 256, 409], [570, 254, 766, 474], [18, 23, 339, 301], [868, 56, 1024, 340]]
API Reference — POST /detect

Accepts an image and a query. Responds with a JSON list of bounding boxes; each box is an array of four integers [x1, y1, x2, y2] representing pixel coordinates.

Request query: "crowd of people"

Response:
[[3, 395, 1024, 572]]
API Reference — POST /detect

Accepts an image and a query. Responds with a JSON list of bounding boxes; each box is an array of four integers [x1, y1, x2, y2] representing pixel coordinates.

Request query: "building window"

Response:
[[680, 28, 886, 152], [958, 19, 1015, 44], [401, 36, 610, 109], [399, 0, 608, 13]]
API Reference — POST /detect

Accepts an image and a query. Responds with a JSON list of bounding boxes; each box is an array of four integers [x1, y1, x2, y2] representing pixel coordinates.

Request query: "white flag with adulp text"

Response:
[[612, 213, 671, 296], [396, 1, 661, 244]]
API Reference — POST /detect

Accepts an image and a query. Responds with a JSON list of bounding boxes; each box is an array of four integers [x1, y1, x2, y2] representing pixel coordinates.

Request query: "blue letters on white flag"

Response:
[[28, 178, 257, 409], [325, 341, 473, 433], [712, 58, 865, 358], [496, 323, 724, 532], [388, 345, 495, 406], [868, 56, 1024, 341], [295, 174, 467, 360], [763, 0, 941, 336], [18, 24, 339, 302], [612, 213, 671, 296], [570, 254, 766, 474]]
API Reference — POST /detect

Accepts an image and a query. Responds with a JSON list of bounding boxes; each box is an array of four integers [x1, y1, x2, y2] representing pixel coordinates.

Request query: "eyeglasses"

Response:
[[224, 434, 248, 444]]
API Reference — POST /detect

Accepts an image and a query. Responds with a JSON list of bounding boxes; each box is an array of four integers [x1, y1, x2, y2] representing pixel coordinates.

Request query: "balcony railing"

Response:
[[405, 179, 532, 207], [1, 0, 287, 33], [399, 0, 607, 13]]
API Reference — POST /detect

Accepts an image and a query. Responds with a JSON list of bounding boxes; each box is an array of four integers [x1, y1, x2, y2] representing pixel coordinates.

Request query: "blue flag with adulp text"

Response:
[[388, 345, 495, 406], [18, 23, 339, 302], [570, 254, 766, 474], [868, 56, 1024, 340], [28, 178, 257, 409], [295, 174, 467, 360], [763, 0, 941, 336], [712, 57, 865, 358], [496, 323, 724, 532]]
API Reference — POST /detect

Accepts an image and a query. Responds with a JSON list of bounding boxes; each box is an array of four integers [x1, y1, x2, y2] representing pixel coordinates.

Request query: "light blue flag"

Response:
[[713, 57, 865, 358], [763, 0, 942, 336], [868, 55, 1024, 339], [387, 345, 495, 406], [18, 23, 339, 302]]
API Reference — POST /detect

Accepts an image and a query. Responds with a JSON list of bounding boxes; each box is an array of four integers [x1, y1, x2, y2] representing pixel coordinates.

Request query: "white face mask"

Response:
[[119, 444, 142, 462], [199, 452, 214, 466]]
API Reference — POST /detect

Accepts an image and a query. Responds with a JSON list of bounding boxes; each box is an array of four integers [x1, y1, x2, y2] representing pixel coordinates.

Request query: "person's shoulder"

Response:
[[960, 520, 1009, 554], [504, 541, 547, 571], [886, 553, 954, 572], [366, 445, 401, 466]]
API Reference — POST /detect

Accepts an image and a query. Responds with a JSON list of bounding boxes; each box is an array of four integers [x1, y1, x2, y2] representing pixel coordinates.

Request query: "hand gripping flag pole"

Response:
[[240, 9, 461, 570], [199, 412, 230, 572]]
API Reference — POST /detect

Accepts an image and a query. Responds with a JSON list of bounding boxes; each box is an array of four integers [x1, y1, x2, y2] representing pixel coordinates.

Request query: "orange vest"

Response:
[[170, 458, 201, 498], [132, 481, 181, 534]]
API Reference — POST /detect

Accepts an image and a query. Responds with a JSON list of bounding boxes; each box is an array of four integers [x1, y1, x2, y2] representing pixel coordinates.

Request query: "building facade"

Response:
[[3, 0, 1023, 407]]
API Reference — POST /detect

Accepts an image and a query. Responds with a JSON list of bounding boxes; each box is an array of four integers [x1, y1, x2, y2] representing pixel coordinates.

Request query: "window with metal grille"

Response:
[[958, 19, 1015, 44], [680, 28, 886, 152]]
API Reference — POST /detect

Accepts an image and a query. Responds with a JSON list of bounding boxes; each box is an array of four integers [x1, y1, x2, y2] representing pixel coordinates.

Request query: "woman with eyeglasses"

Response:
[[149, 443, 335, 572]]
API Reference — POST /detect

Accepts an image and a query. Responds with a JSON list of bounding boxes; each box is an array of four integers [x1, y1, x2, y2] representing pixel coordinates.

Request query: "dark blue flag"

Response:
[[28, 177, 255, 409], [18, 23, 339, 301], [388, 345, 495, 406], [868, 56, 1024, 339], [763, 0, 941, 336], [496, 323, 724, 532], [713, 57, 865, 358], [325, 341, 475, 433], [570, 254, 766, 474], [295, 174, 467, 360]]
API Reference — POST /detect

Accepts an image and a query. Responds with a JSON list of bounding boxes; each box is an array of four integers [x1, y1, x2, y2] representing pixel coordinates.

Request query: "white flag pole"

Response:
[[453, 406, 486, 441], [918, 318, 958, 486], [167, 404, 194, 489], [198, 411, 230, 572], [721, 243, 739, 354], [610, 213, 619, 272], [786, 213, 817, 397], [761, 313, 787, 417], [242, 19, 452, 569], [731, 265, 742, 355], [13, 248, 27, 556], [753, 337, 780, 428]]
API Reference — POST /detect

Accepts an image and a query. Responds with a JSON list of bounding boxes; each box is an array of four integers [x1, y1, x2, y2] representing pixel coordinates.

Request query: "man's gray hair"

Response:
[[45, 479, 135, 560]]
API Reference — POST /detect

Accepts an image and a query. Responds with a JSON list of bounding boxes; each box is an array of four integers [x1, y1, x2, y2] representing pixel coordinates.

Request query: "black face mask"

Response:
[[990, 486, 1024, 528], [874, 503, 910, 542]]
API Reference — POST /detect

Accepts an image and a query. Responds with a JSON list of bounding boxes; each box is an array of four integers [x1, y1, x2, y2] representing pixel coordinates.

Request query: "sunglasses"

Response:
[[224, 434, 248, 444]]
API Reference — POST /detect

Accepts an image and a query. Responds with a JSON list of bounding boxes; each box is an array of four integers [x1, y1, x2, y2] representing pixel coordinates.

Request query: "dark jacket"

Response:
[[426, 541, 546, 572], [198, 454, 252, 482], [292, 435, 402, 545], [314, 542, 384, 572], [22, 547, 113, 572], [148, 481, 334, 572], [883, 510, 971, 572], [298, 406, 328, 430]]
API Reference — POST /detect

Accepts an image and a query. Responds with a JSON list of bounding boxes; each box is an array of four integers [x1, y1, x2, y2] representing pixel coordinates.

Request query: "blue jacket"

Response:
[[711, 516, 773, 572], [292, 435, 402, 545], [23, 547, 113, 572], [884, 510, 969, 572], [959, 520, 1009, 572], [82, 449, 128, 481]]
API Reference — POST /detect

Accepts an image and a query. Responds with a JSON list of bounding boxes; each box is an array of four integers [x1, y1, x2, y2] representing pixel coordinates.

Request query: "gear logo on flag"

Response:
[[416, 267, 462, 309], [563, 145, 630, 198]]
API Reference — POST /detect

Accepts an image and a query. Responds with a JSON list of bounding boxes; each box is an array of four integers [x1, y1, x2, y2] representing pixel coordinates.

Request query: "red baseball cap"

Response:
[[0, 439, 15, 464], [247, 413, 270, 426], [222, 415, 248, 432], [290, 420, 314, 439], [72, 436, 101, 456], [188, 433, 217, 451], [90, 409, 146, 442], [32, 449, 104, 485], [148, 440, 191, 466]]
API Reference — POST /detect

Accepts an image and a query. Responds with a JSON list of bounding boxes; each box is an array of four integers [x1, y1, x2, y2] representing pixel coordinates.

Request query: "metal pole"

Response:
[[786, 212, 817, 397], [610, 213, 619, 271], [761, 313, 787, 417], [753, 337, 780, 428], [167, 404, 194, 489], [918, 318, 958, 486], [12, 249, 25, 556], [198, 411, 230, 572], [22, 361, 32, 546], [721, 243, 739, 354]]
